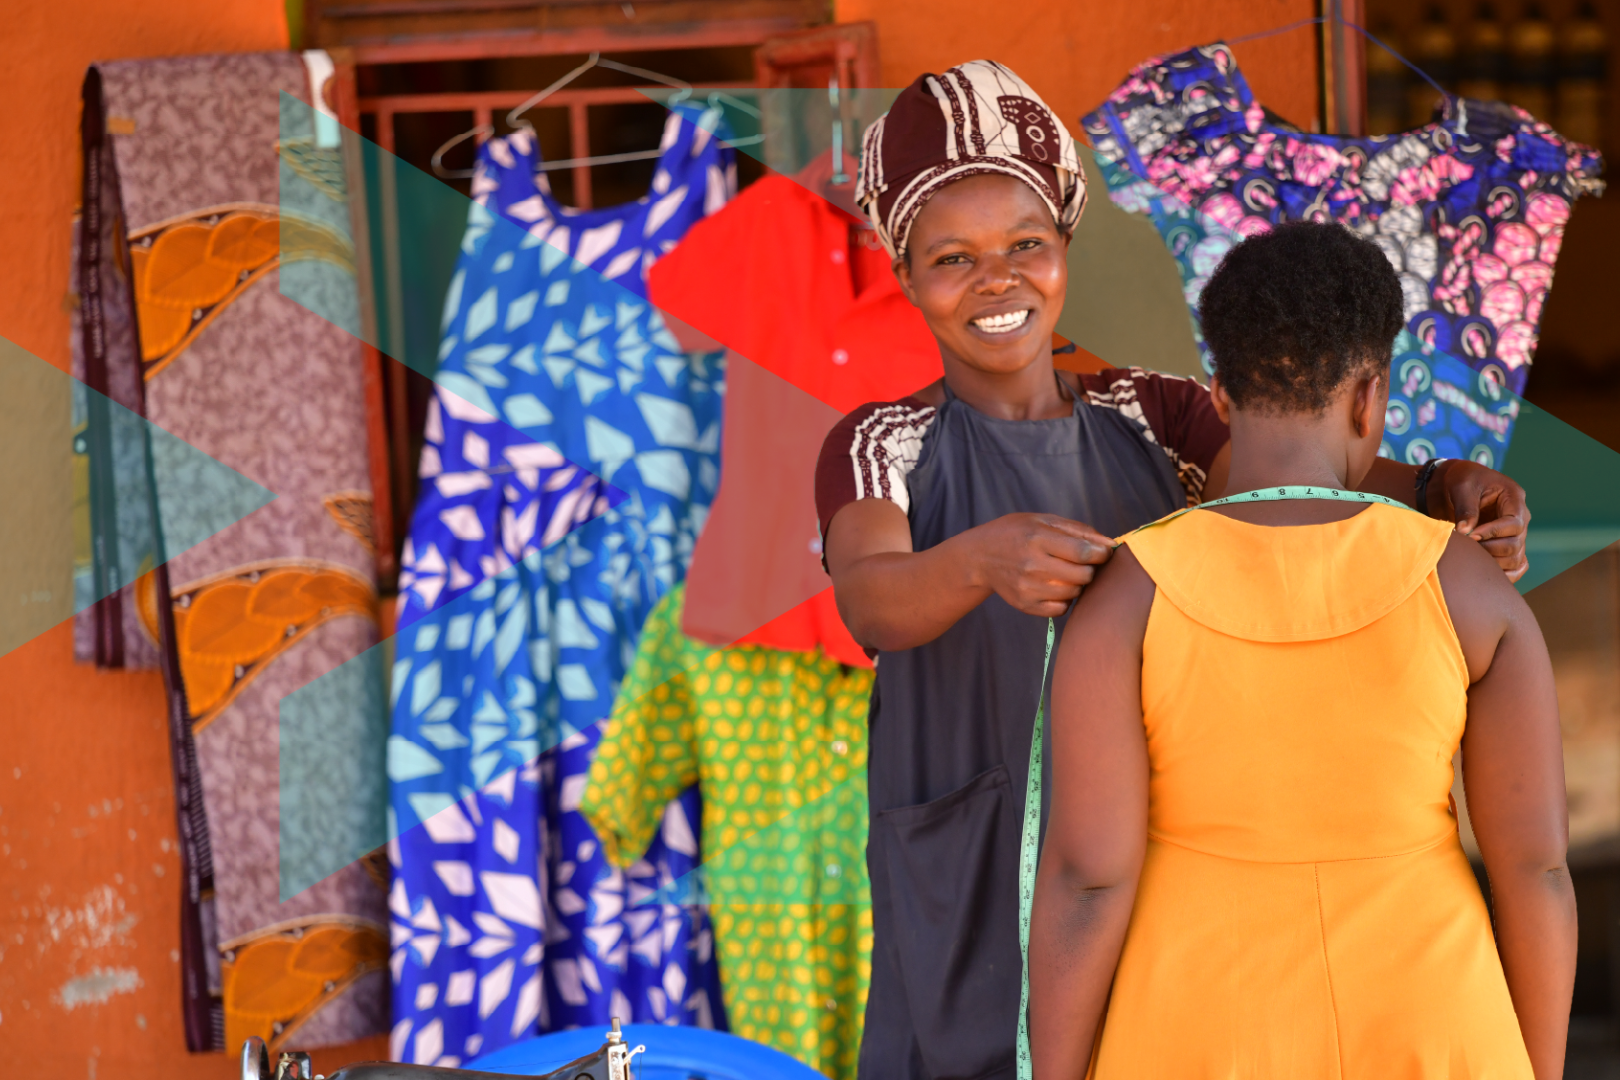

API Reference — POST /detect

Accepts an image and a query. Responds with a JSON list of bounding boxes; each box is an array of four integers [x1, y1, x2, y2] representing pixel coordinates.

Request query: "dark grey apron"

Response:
[[859, 380, 1186, 1080]]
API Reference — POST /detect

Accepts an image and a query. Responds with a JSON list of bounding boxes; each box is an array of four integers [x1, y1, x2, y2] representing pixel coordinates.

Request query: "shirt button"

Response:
[[831, 348, 849, 365], [831, 740, 848, 756], [830, 248, 846, 264], [826, 862, 842, 877], [809, 537, 823, 555]]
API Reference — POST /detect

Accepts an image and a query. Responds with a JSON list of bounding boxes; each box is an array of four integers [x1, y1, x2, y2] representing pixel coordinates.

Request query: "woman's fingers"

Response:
[[1039, 517, 1117, 563], [1010, 561, 1101, 612], [1029, 555, 1099, 587], [1014, 598, 1078, 618], [1477, 534, 1523, 558], [1447, 468, 1528, 532], [983, 515, 1114, 613], [1465, 487, 1529, 581]]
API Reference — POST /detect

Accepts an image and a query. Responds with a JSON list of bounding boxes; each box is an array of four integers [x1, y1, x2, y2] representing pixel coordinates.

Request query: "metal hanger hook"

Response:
[[431, 123, 493, 179], [506, 52, 604, 134], [594, 56, 693, 93]]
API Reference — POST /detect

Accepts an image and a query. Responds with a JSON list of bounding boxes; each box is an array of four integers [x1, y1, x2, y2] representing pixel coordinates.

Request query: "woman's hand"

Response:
[[963, 513, 1115, 617], [1428, 460, 1531, 583], [825, 501, 1113, 651], [1353, 456, 1530, 582]]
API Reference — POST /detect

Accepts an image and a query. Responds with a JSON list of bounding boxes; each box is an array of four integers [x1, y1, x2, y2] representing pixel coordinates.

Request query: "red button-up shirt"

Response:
[[649, 172, 942, 664]]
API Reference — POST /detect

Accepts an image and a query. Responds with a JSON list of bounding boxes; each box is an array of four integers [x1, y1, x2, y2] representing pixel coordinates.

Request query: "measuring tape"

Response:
[[1013, 486, 1412, 1079]]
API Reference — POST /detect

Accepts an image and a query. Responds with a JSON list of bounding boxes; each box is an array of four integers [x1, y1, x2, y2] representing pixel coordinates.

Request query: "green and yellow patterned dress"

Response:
[[581, 584, 873, 1080]]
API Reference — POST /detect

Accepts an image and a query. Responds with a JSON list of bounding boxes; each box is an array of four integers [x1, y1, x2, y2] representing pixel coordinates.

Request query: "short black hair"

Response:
[[1199, 221, 1404, 413]]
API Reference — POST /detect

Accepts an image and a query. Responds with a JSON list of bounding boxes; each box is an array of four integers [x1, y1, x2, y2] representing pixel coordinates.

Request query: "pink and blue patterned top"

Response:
[[1083, 42, 1603, 459], [386, 104, 734, 1066]]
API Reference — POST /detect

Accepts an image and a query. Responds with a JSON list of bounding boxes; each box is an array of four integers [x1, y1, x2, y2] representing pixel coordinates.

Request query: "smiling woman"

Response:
[[813, 61, 1230, 1079], [811, 59, 1538, 1080]]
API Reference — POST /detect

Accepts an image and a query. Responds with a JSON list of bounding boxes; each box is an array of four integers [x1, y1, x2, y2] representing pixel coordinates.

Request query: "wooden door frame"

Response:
[[1319, 0, 1368, 137]]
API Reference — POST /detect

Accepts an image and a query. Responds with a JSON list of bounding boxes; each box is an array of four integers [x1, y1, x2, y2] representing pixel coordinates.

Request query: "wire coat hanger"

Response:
[[506, 53, 690, 133], [430, 125, 493, 179], [430, 53, 608, 179], [430, 53, 764, 180], [1227, 12, 1450, 105]]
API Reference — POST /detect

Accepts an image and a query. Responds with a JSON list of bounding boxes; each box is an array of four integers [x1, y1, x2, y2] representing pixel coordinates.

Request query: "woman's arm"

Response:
[[1440, 533, 1574, 1079], [823, 498, 1114, 653], [1028, 545, 1156, 1079]]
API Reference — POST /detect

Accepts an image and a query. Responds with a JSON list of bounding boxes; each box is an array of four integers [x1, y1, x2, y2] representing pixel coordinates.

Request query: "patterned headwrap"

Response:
[[856, 59, 1087, 261]]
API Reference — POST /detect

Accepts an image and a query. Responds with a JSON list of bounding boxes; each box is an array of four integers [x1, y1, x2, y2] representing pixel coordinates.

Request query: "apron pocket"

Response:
[[873, 765, 1022, 1080]]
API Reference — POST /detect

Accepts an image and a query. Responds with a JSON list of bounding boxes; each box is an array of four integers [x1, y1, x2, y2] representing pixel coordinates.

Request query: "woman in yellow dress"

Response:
[[1028, 221, 1575, 1079]]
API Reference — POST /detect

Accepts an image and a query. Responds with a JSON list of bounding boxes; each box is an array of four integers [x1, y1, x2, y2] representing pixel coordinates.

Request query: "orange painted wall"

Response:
[[0, 1, 383, 1074], [837, 0, 1321, 139]]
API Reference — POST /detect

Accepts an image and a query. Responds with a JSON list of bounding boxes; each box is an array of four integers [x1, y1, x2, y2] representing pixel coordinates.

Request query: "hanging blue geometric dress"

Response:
[[386, 105, 734, 1067]]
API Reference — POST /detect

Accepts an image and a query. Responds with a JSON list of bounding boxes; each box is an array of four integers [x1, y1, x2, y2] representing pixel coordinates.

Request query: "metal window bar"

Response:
[[361, 82, 758, 204]]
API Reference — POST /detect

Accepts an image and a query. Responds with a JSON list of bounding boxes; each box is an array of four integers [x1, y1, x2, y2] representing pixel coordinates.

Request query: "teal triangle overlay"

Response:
[[638, 89, 1210, 382], [0, 336, 276, 660], [1503, 398, 1620, 594], [277, 91, 364, 341], [279, 495, 628, 902], [270, 94, 729, 900], [276, 93, 705, 464], [145, 417, 278, 562], [639, 86, 899, 213], [280, 639, 389, 901]]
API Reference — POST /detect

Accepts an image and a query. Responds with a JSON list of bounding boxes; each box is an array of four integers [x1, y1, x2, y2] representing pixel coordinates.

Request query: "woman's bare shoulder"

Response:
[[1062, 543, 1156, 658], [1437, 530, 1523, 683]]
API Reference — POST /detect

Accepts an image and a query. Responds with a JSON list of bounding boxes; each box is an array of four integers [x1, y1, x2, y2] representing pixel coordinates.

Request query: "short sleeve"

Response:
[[1077, 367, 1229, 504], [814, 397, 938, 561], [580, 585, 703, 869]]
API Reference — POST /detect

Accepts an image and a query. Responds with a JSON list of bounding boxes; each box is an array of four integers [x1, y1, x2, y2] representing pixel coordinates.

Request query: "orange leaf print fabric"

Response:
[[167, 561, 376, 727], [222, 920, 388, 1052], [75, 51, 384, 1054], [129, 212, 280, 360]]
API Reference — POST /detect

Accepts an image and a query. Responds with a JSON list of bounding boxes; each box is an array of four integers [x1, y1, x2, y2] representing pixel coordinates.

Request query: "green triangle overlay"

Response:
[[1, 337, 276, 660], [280, 530, 624, 902], [1504, 398, 1620, 594], [275, 95, 639, 901], [145, 419, 279, 562], [280, 640, 389, 901]]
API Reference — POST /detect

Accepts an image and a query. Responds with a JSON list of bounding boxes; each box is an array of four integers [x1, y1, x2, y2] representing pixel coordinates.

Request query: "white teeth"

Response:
[[972, 309, 1030, 333]]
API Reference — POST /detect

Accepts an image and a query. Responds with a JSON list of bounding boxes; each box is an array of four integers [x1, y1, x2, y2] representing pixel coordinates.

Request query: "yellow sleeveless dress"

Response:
[[1092, 503, 1533, 1079]]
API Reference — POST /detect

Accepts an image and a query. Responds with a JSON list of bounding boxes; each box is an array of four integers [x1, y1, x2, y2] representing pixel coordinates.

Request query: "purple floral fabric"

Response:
[[1083, 42, 1605, 395]]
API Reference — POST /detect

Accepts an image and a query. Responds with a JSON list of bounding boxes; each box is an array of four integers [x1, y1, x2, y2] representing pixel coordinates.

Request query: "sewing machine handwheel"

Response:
[[242, 1037, 272, 1080]]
